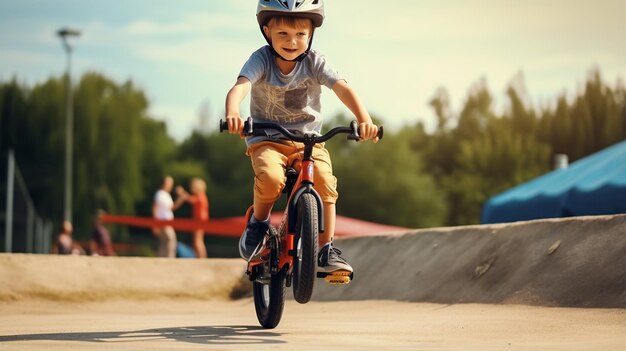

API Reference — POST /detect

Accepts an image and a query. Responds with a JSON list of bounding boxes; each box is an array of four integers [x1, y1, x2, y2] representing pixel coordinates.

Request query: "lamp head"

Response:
[[57, 28, 81, 37]]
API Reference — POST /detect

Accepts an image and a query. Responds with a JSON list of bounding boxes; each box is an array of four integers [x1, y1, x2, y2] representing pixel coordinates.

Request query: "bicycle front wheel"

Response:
[[292, 193, 319, 304]]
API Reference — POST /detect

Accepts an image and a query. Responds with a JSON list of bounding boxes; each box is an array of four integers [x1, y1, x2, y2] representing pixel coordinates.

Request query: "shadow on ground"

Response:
[[0, 325, 285, 346]]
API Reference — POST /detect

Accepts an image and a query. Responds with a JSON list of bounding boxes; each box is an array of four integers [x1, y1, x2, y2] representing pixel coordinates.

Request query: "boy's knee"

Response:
[[254, 169, 286, 202]]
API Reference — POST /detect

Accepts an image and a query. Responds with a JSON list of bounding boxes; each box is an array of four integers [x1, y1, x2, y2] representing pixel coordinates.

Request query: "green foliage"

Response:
[[537, 69, 626, 161], [176, 130, 254, 217], [421, 69, 624, 225], [446, 125, 551, 224], [0, 73, 174, 241], [331, 129, 447, 228], [73, 73, 148, 233]]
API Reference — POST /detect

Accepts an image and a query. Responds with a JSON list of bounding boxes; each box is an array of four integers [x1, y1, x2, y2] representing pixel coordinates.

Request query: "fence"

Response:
[[2, 150, 53, 253]]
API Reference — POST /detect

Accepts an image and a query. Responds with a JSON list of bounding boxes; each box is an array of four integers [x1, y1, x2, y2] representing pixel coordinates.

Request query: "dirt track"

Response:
[[2, 299, 625, 350], [1, 214, 625, 349]]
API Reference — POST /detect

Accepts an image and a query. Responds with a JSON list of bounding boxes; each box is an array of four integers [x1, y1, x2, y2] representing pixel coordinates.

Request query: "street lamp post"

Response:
[[57, 27, 80, 223]]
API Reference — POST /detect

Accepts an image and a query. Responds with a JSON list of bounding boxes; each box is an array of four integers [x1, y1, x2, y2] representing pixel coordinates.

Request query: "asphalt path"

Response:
[[1, 299, 625, 351]]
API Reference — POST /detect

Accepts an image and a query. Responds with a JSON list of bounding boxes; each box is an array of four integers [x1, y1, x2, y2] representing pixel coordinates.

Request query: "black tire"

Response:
[[253, 233, 286, 329], [292, 193, 319, 304]]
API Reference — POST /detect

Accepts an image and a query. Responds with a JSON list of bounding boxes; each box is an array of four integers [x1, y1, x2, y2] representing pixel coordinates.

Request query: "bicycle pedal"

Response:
[[317, 270, 353, 285]]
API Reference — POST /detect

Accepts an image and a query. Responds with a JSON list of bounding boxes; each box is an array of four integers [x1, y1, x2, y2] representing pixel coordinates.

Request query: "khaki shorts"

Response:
[[246, 141, 338, 204]]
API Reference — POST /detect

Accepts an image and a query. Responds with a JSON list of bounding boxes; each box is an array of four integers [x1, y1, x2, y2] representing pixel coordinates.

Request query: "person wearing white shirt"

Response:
[[152, 176, 177, 257]]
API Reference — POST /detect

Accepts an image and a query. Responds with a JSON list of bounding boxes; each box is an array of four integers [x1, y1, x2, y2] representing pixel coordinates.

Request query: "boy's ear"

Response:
[[262, 25, 270, 38]]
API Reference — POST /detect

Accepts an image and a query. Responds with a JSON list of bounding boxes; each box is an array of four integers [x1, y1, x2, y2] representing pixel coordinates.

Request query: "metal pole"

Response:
[[58, 28, 80, 223], [5, 149, 15, 253], [63, 46, 73, 223], [35, 217, 43, 254]]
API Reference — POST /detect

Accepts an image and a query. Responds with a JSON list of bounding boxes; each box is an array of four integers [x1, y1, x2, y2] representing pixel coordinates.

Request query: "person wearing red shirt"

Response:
[[176, 178, 209, 258]]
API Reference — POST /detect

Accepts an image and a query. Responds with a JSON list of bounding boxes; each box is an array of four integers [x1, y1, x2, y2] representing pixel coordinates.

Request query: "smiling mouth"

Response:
[[283, 48, 297, 53]]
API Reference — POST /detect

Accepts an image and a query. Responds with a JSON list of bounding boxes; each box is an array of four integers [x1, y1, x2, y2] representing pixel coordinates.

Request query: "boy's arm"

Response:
[[332, 80, 379, 143], [225, 76, 252, 134]]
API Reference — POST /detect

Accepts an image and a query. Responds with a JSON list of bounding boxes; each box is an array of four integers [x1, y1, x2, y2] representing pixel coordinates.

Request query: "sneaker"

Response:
[[239, 217, 269, 260], [318, 243, 353, 273]]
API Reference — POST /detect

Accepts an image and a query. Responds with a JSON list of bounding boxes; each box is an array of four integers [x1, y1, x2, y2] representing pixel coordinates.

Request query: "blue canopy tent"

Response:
[[482, 140, 626, 224]]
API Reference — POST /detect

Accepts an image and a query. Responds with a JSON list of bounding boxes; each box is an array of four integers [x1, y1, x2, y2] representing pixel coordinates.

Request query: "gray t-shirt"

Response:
[[239, 46, 342, 145]]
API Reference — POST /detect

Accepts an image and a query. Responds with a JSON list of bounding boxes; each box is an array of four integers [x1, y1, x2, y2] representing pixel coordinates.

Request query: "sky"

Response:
[[1, 0, 625, 141]]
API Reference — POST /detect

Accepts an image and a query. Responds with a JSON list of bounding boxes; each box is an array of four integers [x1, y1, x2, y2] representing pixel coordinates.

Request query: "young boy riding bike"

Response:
[[225, 0, 380, 274]]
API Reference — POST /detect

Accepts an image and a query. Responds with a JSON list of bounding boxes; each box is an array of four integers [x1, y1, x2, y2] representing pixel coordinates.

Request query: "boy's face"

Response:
[[263, 20, 312, 61]]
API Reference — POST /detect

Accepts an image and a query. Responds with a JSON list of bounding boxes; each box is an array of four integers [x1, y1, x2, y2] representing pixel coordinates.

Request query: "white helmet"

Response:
[[257, 0, 325, 28]]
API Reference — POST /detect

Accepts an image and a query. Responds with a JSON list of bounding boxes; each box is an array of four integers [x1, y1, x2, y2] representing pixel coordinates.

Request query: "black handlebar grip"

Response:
[[377, 126, 384, 140], [219, 119, 228, 133], [219, 118, 253, 134]]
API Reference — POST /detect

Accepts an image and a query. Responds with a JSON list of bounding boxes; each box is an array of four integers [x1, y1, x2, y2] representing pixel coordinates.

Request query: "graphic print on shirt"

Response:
[[262, 81, 315, 125]]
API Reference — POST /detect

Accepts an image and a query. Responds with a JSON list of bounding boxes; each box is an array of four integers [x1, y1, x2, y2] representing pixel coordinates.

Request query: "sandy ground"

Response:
[[1, 299, 625, 351]]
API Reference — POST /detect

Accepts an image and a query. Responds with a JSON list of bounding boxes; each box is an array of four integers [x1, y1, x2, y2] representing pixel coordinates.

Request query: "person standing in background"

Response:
[[152, 176, 177, 257], [90, 210, 116, 256], [176, 177, 209, 258], [53, 220, 85, 255]]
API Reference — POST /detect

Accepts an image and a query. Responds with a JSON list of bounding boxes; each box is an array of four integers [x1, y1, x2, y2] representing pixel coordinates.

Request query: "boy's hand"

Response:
[[359, 122, 380, 143], [226, 116, 245, 134]]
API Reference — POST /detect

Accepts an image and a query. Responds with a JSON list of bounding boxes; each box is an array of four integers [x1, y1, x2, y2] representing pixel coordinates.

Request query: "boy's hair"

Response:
[[266, 16, 313, 30]]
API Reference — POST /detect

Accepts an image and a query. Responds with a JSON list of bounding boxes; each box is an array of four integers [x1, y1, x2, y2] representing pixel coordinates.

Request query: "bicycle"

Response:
[[219, 117, 383, 328]]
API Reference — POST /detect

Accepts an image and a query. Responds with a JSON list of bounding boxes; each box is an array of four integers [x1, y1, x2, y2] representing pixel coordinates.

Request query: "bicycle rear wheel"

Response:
[[253, 267, 286, 329], [292, 193, 319, 304], [253, 232, 286, 329]]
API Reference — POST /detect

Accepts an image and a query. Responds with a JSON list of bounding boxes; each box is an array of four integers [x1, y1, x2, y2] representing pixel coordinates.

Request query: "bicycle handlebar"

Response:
[[219, 117, 383, 143]]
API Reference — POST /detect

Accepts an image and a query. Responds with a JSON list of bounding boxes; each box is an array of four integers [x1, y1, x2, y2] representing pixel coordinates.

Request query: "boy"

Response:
[[225, 0, 379, 274]]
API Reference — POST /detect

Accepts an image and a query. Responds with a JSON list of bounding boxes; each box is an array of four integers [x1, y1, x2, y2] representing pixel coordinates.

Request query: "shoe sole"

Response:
[[317, 264, 353, 273]]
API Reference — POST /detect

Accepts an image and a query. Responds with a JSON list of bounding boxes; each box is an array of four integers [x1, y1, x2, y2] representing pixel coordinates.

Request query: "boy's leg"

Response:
[[310, 145, 352, 273], [319, 203, 335, 247], [249, 141, 289, 216], [239, 142, 289, 260], [253, 198, 274, 222]]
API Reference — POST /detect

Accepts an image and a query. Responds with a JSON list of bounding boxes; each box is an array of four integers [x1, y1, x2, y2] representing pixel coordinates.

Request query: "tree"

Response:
[[330, 124, 447, 228]]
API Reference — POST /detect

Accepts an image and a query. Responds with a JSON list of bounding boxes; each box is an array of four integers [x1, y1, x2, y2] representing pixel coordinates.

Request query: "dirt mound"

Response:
[[0, 255, 247, 302], [313, 214, 626, 308]]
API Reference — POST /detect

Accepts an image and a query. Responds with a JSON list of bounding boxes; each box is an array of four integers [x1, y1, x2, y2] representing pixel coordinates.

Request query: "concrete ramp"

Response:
[[2, 215, 625, 308], [313, 214, 626, 308]]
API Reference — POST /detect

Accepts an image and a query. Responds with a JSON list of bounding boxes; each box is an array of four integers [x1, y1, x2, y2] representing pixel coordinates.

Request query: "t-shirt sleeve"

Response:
[[313, 53, 342, 89], [239, 48, 267, 84]]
